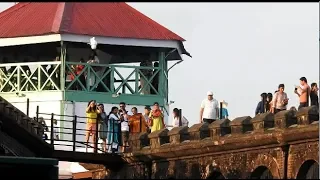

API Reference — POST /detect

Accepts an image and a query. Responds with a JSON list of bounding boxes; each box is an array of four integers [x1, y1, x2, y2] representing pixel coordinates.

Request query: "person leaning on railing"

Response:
[[85, 100, 100, 152]]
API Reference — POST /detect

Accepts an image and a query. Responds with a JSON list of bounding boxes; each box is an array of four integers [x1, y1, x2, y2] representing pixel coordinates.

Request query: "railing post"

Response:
[[135, 68, 139, 94], [60, 41, 66, 90], [17, 65, 20, 92], [26, 98, 29, 117], [220, 102, 223, 119], [37, 65, 41, 90], [179, 109, 182, 127], [87, 65, 90, 91], [94, 118, 99, 153], [50, 113, 54, 145], [36, 106, 39, 122], [110, 66, 115, 93], [73, 115, 77, 152]]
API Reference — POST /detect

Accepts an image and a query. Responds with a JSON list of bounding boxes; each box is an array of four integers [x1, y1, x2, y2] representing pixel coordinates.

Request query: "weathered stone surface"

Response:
[[148, 128, 169, 149], [274, 110, 297, 128], [252, 112, 274, 132], [130, 132, 149, 151], [296, 106, 319, 125], [168, 126, 189, 144], [209, 119, 231, 139], [102, 113, 318, 179], [230, 116, 252, 134], [188, 122, 209, 140]]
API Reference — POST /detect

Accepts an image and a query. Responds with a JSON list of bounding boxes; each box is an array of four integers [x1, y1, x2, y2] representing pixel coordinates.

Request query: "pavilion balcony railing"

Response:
[[0, 61, 168, 99], [0, 61, 62, 93], [65, 62, 164, 96]]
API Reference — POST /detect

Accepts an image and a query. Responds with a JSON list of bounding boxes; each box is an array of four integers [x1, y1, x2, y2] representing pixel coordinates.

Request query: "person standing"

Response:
[[97, 104, 108, 152], [172, 108, 189, 127], [85, 100, 100, 152], [255, 93, 267, 115], [271, 84, 289, 114], [119, 102, 129, 153], [149, 102, 165, 132], [220, 100, 229, 119], [129, 107, 148, 133], [107, 107, 120, 153], [310, 83, 319, 107], [144, 106, 152, 133], [139, 53, 153, 95], [200, 91, 219, 124], [295, 77, 310, 110]]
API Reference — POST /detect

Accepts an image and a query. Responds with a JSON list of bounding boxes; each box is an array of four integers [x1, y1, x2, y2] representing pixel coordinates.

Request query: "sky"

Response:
[[0, 3, 319, 126]]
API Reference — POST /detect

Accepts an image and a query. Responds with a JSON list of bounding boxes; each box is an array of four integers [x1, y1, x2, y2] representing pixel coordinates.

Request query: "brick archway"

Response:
[[288, 143, 319, 179], [250, 166, 273, 179], [248, 154, 281, 179], [296, 160, 319, 179]]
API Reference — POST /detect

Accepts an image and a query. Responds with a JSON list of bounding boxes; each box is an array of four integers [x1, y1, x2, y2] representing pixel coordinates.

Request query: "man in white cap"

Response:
[[200, 91, 219, 123]]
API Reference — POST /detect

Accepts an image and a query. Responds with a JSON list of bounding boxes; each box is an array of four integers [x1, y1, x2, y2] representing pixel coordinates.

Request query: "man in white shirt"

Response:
[[200, 91, 219, 124], [119, 102, 130, 153]]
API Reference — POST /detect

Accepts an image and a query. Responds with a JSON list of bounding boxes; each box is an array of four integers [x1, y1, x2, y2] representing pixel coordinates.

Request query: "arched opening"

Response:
[[296, 160, 319, 179], [207, 171, 225, 179], [250, 166, 273, 179]]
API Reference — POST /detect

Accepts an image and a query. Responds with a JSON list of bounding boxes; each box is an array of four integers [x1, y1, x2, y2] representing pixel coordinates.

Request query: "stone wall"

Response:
[[0, 96, 53, 157], [104, 106, 319, 179]]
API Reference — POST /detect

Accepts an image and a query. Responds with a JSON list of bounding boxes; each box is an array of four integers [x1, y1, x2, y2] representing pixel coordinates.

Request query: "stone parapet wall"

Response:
[[107, 106, 319, 179]]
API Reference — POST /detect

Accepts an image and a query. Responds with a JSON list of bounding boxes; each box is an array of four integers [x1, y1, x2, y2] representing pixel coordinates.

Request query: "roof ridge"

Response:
[[59, 2, 74, 33], [51, 2, 65, 33]]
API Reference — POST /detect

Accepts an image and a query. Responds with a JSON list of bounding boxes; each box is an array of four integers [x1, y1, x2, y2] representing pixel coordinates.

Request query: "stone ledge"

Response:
[[252, 112, 274, 132], [188, 123, 209, 140], [209, 119, 231, 140], [296, 106, 319, 125], [230, 116, 252, 134], [168, 126, 189, 144]]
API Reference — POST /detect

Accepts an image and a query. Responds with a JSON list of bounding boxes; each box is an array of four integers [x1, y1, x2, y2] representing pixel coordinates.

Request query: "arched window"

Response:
[[207, 171, 225, 179], [250, 166, 273, 179], [296, 160, 319, 179]]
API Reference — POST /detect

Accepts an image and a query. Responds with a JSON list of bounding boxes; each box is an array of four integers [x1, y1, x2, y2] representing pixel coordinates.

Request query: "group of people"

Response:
[[255, 77, 319, 115], [85, 101, 188, 153]]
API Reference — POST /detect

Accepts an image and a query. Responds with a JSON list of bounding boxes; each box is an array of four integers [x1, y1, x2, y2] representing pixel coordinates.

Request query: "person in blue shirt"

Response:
[[220, 100, 229, 119], [255, 93, 267, 115]]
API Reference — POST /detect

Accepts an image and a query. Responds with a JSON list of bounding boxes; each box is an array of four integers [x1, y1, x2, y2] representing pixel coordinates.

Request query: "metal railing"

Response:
[[65, 62, 163, 95], [36, 109, 152, 154], [0, 62, 167, 99], [0, 62, 62, 92]]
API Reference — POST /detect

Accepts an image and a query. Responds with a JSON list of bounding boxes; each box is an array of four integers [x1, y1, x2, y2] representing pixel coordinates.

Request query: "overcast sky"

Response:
[[0, 3, 319, 125]]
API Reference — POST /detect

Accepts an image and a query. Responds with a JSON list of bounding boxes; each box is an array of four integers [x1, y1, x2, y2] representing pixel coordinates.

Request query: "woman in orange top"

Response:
[[129, 107, 148, 134]]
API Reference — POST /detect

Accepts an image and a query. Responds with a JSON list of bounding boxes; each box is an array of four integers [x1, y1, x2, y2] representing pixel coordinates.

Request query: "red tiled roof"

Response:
[[0, 2, 185, 41]]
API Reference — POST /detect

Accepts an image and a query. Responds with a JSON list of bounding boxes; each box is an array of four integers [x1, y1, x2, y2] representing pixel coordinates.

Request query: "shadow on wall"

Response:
[[250, 166, 273, 179], [296, 160, 319, 179], [206, 171, 225, 179]]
